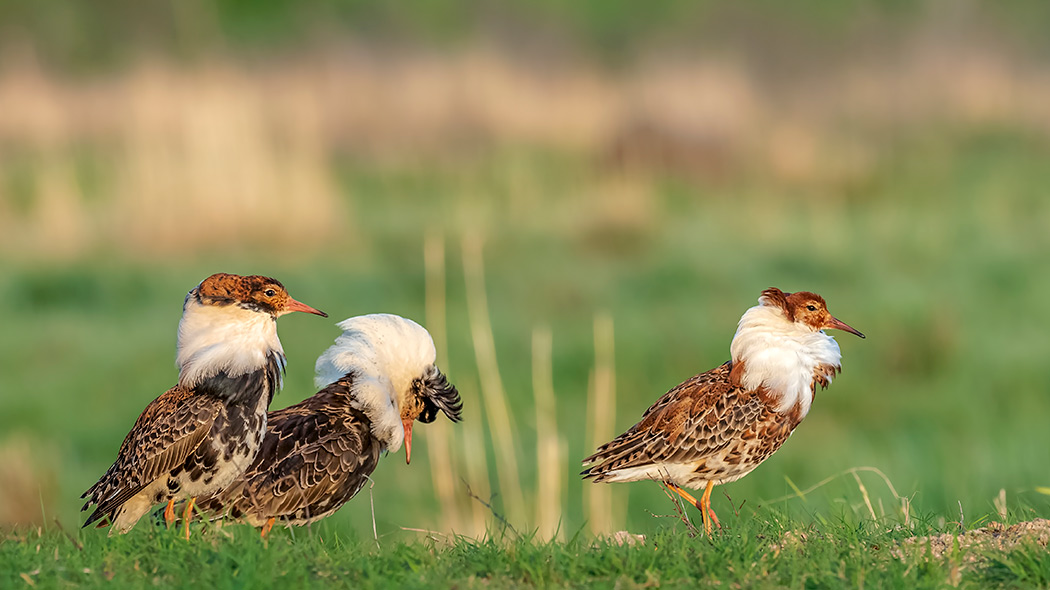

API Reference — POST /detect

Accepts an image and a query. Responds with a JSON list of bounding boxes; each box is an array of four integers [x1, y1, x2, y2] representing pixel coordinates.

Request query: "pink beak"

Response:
[[283, 296, 327, 317], [403, 418, 414, 465], [827, 316, 865, 338]]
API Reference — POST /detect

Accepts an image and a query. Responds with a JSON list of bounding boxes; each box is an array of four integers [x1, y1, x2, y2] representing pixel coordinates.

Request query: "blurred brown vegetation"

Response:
[[0, 436, 57, 529], [2, 10, 1049, 259]]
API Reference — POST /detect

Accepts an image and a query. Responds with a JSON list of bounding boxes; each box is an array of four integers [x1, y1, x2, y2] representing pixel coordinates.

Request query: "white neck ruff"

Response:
[[314, 314, 438, 451], [176, 297, 286, 389], [728, 304, 841, 417]]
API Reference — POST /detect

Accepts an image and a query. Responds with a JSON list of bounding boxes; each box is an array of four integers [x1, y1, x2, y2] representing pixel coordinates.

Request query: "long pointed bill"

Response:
[[827, 316, 865, 338], [284, 297, 328, 317], [403, 418, 414, 465]]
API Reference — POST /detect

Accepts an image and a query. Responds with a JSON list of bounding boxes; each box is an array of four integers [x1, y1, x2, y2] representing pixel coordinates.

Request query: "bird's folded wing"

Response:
[[583, 368, 760, 472], [84, 387, 221, 516], [217, 407, 377, 520], [124, 388, 223, 482]]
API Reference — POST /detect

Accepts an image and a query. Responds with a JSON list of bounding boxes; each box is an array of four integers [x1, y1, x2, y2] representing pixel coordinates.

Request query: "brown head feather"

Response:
[[775, 289, 864, 337], [784, 291, 829, 330], [196, 273, 289, 315], [758, 287, 792, 321], [194, 273, 326, 318]]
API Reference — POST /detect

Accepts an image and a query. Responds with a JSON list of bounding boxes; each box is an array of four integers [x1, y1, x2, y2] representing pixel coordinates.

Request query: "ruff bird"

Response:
[[581, 288, 863, 535], [195, 313, 462, 537], [80, 273, 326, 538]]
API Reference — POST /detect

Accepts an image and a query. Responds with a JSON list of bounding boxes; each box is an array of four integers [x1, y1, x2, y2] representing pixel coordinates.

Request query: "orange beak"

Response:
[[283, 296, 328, 318], [403, 418, 414, 465], [827, 316, 865, 338]]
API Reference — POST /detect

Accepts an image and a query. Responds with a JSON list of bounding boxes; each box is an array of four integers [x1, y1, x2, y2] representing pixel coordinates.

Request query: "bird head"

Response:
[[177, 273, 327, 389], [759, 288, 864, 338], [195, 273, 328, 319], [399, 364, 463, 464], [314, 314, 462, 464]]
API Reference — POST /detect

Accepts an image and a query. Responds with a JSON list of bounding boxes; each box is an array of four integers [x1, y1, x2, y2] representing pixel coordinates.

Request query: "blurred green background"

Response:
[[2, 0, 1049, 539]]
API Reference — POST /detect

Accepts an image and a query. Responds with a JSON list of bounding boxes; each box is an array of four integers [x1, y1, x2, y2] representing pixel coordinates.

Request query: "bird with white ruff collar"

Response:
[[196, 313, 462, 536], [80, 273, 327, 538], [582, 288, 864, 535]]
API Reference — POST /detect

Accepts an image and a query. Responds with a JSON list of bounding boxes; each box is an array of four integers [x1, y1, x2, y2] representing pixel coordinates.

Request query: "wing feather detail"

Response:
[[581, 362, 765, 480], [199, 377, 380, 524], [81, 386, 221, 526]]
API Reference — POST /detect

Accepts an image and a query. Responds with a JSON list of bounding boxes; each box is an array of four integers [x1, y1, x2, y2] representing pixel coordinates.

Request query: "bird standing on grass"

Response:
[[195, 314, 463, 537], [80, 273, 327, 538], [581, 288, 864, 535]]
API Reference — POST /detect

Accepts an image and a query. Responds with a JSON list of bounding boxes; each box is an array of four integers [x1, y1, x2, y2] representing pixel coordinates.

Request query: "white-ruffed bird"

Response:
[[80, 273, 327, 538], [195, 313, 462, 536], [582, 287, 863, 534]]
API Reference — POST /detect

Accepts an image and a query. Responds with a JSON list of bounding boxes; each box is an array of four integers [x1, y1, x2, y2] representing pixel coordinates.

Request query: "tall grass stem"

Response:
[[586, 312, 617, 535], [461, 234, 527, 528], [531, 326, 565, 541], [423, 233, 464, 533]]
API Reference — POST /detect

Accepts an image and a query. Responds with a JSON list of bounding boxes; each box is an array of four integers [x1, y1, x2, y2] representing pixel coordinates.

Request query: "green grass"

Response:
[[4, 510, 1050, 589], [2, 129, 1050, 585]]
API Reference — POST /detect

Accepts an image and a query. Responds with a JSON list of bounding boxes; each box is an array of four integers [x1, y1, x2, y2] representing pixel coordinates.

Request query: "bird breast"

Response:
[[176, 301, 285, 389], [729, 305, 842, 417]]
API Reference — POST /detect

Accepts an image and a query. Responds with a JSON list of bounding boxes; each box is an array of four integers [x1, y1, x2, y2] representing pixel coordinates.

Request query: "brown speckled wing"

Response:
[[81, 386, 221, 526], [581, 362, 772, 481], [200, 377, 380, 525]]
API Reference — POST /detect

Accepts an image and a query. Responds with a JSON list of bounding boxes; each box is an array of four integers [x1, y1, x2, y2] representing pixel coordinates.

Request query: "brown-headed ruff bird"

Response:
[[196, 313, 463, 537], [80, 273, 327, 538], [581, 288, 864, 534]]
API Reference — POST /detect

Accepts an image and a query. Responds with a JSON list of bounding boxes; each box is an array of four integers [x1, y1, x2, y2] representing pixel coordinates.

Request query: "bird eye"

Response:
[[264, 289, 277, 297], [806, 304, 817, 311]]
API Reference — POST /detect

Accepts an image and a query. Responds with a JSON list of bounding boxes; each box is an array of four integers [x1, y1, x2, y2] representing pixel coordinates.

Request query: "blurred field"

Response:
[[2, 1, 1050, 546]]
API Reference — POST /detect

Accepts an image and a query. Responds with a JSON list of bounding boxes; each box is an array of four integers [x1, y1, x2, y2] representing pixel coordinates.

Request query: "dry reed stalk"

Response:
[[531, 326, 566, 541], [586, 312, 617, 535], [766, 466, 910, 523], [461, 234, 527, 528], [851, 470, 877, 521], [423, 233, 464, 533], [460, 405, 492, 538], [0, 436, 57, 528]]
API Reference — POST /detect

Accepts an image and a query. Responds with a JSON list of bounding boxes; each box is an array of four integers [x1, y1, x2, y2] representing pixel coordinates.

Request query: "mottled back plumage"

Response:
[[581, 362, 800, 487], [196, 376, 382, 526]]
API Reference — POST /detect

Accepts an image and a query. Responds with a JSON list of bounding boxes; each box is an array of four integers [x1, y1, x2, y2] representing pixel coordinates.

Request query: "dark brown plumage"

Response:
[[194, 313, 463, 536], [195, 376, 382, 528]]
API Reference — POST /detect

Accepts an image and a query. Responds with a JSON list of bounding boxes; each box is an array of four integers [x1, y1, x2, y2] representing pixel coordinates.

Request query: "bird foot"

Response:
[[182, 497, 196, 541], [260, 517, 275, 539], [700, 481, 721, 537], [163, 499, 176, 529]]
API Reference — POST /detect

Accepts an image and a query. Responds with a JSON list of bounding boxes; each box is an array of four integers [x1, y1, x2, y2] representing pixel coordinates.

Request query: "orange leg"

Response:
[[260, 517, 275, 539], [666, 482, 702, 511], [666, 482, 721, 536], [182, 497, 196, 541], [163, 499, 176, 528], [700, 481, 721, 535]]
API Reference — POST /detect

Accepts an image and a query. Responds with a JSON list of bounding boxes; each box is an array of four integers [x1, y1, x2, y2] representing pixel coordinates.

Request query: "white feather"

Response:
[[729, 301, 841, 417], [601, 463, 700, 485], [314, 314, 438, 451], [176, 296, 285, 388]]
